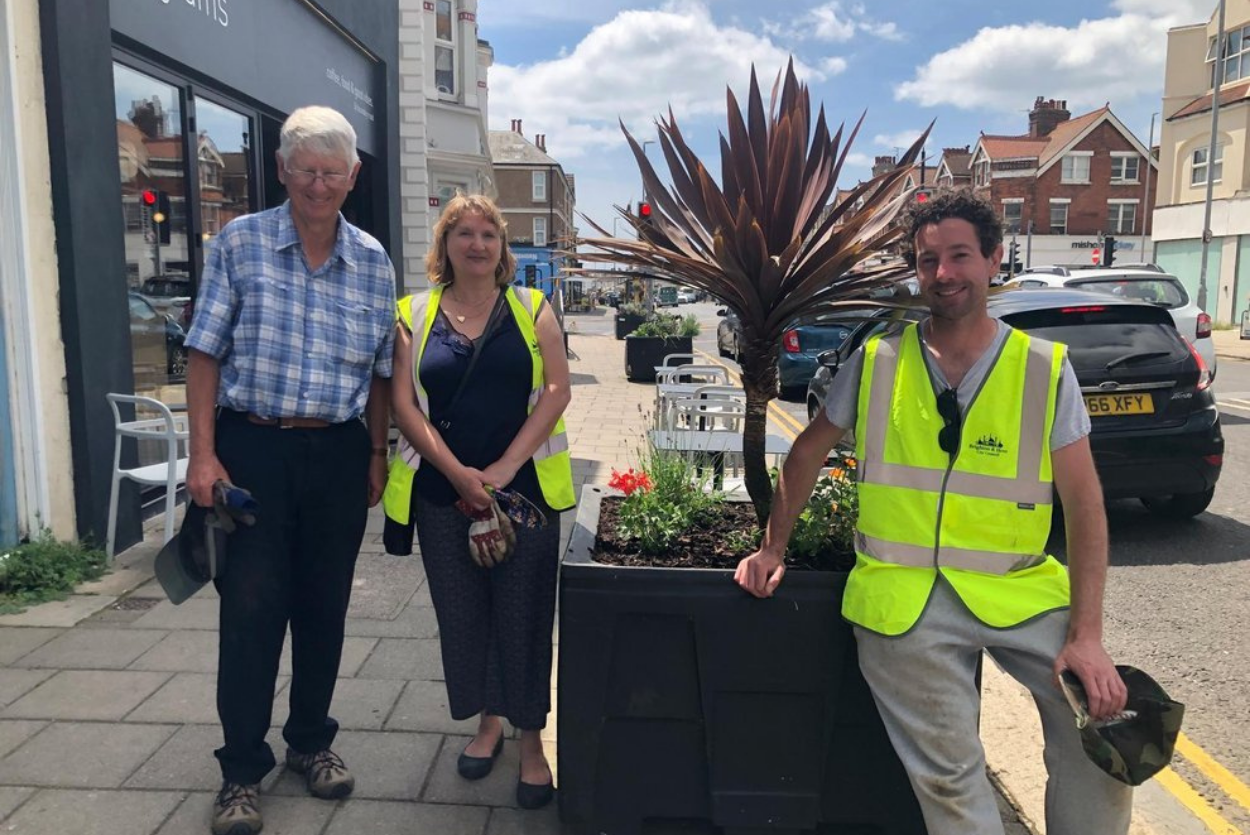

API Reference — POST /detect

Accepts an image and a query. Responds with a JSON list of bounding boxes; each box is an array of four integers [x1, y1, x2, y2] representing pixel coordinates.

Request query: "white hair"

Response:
[[278, 106, 359, 169]]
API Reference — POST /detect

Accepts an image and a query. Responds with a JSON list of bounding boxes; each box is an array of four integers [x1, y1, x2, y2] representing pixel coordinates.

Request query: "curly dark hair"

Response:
[[901, 188, 1003, 267]]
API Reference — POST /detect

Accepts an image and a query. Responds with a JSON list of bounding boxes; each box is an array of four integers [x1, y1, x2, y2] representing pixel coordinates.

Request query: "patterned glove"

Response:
[[455, 498, 516, 567]]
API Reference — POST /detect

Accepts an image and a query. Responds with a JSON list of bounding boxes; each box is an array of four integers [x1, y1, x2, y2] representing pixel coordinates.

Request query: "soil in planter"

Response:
[[593, 496, 855, 572]]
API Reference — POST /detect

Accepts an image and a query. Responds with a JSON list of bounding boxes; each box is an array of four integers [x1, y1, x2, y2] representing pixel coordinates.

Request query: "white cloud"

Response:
[[820, 56, 849, 75], [764, 2, 904, 44], [490, 2, 822, 159], [1112, 0, 1212, 23], [810, 4, 856, 41], [894, 14, 1178, 112], [873, 130, 929, 153]]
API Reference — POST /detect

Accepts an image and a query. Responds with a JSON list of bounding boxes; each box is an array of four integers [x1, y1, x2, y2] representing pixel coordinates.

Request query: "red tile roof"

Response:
[[1169, 82, 1250, 120]]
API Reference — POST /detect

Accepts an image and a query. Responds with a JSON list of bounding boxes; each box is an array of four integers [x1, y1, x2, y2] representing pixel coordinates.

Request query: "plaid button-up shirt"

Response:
[[185, 202, 397, 423]]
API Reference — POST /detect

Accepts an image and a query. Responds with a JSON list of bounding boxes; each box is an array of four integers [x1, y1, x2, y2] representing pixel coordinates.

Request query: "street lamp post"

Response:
[[1199, 0, 1227, 312], [1140, 112, 1157, 255]]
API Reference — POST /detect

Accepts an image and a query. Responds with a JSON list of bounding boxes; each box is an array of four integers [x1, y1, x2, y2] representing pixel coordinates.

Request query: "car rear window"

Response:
[[1068, 276, 1188, 309], [1001, 305, 1188, 371]]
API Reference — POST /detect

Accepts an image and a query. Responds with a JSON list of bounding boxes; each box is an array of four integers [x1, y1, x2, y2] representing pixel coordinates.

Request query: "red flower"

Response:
[[609, 467, 653, 496]]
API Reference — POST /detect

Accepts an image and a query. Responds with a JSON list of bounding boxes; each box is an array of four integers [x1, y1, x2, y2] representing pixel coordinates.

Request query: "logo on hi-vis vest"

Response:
[[970, 434, 1007, 458]]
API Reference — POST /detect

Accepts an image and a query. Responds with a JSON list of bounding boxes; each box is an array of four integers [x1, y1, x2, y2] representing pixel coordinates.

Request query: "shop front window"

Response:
[[113, 62, 190, 402], [196, 98, 252, 243]]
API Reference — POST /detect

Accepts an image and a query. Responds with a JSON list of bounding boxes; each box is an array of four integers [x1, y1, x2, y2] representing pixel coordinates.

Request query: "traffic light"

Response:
[[142, 189, 171, 245], [1103, 236, 1116, 268], [637, 200, 652, 221], [915, 188, 931, 203], [524, 264, 537, 287], [1007, 241, 1020, 276]]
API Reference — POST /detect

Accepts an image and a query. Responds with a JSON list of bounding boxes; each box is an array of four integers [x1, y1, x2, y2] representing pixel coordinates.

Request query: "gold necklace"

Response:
[[447, 287, 495, 324]]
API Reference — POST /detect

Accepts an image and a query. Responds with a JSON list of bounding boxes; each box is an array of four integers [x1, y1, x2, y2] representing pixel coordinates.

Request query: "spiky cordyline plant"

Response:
[[579, 60, 930, 526]]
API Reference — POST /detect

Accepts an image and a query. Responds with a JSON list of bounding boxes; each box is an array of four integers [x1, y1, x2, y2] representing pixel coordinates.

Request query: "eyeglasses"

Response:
[[284, 167, 349, 186], [936, 388, 961, 455]]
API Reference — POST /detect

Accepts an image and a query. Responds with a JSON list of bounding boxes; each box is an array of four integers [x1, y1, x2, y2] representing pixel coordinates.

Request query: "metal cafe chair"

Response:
[[105, 393, 190, 558]]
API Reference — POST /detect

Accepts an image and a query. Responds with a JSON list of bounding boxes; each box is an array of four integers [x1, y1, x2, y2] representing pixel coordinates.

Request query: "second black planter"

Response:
[[558, 486, 926, 835], [624, 335, 693, 382], [614, 311, 646, 340]]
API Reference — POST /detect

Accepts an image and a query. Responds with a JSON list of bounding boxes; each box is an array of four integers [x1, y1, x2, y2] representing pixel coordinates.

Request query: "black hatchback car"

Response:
[[806, 288, 1223, 518]]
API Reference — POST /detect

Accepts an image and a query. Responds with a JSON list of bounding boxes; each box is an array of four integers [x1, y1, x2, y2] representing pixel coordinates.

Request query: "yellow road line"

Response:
[[1219, 398, 1250, 411], [1155, 768, 1245, 835], [693, 348, 807, 438], [1176, 733, 1250, 815]]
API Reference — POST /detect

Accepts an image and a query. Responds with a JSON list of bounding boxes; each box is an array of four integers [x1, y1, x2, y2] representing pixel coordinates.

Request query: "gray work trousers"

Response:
[[854, 580, 1132, 835]]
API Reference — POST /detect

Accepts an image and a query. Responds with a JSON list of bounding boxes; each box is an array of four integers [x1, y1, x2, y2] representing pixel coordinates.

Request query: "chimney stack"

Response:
[[509, 118, 523, 135], [536, 134, 546, 151], [872, 155, 897, 177], [1028, 97, 1070, 138]]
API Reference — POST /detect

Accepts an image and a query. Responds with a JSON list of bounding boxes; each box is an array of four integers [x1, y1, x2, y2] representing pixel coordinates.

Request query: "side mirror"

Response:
[[716, 308, 727, 317], [816, 349, 844, 370]]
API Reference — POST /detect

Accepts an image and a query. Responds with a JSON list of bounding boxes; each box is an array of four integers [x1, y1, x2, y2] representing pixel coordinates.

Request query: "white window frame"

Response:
[[1049, 199, 1070, 234], [1191, 144, 1224, 186], [1207, 26, 1250, 85], [1109, 152, 1140, 184], [1106, 199, 1138, 235], [532, 170, 547, 201], [1060, 152, 1092, 185], [1001, 199, 1023, 233], [434, 0, 456, 97], [974, 159, 990, 187], [533, 216, 548, 247]]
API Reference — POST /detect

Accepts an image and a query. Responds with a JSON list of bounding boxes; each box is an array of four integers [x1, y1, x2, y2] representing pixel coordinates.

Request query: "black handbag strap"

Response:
[[438, 289, 508, 430]]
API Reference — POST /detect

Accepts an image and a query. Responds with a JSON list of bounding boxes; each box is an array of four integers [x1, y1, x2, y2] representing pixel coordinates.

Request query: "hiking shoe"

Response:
[[284, 747, 355, 799], [211, 782, 261, 835]]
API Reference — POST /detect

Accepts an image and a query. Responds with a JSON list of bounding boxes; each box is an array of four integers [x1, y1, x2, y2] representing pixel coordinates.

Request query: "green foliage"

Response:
[[786, 455, 858, 562], [614, 446, 722, 554], [0, 532, 108, 614], [630, 313, 701, 338], [618, 301, 648, 317]]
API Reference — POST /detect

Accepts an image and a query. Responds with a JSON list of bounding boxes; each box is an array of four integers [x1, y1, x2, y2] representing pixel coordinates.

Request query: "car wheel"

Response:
[[1140, 487, 1215, 520], [717, 337, 729, 358]]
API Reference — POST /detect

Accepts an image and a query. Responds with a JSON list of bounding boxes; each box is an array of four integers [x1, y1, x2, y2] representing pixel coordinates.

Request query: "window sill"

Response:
[[1110, 180, 1140, 186], [1059, 180, 1091, 186]]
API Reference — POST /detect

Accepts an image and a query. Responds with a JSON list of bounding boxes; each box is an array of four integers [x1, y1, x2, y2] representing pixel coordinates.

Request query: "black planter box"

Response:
[[558, 486, 926, 835], [624, 335, 693, 382], [615, 311, 646, 340]]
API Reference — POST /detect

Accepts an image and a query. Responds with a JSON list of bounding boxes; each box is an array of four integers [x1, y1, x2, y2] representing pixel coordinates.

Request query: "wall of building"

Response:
[[398, 0, 432, 292]]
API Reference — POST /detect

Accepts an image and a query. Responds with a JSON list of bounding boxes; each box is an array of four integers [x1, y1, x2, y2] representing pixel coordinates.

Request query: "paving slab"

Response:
[[129, 630, 218, 673], [383, 679, 478, 735], [12, 627, 167, 670], [0, 720, 48, 758], [278, 635, 377, 678], [125, 724, 287, 792], [157, 791, 335, 835], [0, 596, 116, 628], [346, 553, 425, 620], [0, 722, 175, 788], [0, 628, 62, 665], [486, 805, 563, 835], [130, 598, 219, 631], [344, 601, 440, 639], [354, 637, 443, 680], [3, 670, 171, 721], [0, 788, 183, 834], [321, 798, 489, 835], [270, 677, 404, 732], [0, 669, 54, 708], [267, 729, 440, 801], [126, 672, 219, 725], [0, 786, 35, 821], [423, 734, 520, 807]]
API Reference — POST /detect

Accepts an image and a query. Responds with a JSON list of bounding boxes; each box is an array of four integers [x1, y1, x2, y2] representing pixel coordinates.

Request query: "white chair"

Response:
[[106, 393, 190, 558], [666, 397, 747, 432], [655, 364, 730, 385], [660, 352, 695, 368]]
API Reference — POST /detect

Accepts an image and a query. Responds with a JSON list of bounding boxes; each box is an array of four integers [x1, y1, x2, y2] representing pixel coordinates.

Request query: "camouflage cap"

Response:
[[1059, 666, 1185, 787]]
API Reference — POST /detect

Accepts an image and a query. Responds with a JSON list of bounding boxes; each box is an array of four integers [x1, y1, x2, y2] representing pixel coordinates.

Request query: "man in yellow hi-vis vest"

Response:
[[736, 190, 1132, 835]]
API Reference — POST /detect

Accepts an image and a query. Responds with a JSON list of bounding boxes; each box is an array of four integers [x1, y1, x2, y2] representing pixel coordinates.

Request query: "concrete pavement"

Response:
[[1214, 326, 1250, 362], [0, 324, 1033, 834]]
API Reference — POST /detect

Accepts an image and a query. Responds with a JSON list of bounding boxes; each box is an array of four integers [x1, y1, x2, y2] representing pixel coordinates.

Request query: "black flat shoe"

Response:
[[457, 732, 504, 781], [516, 777, 555, 810]]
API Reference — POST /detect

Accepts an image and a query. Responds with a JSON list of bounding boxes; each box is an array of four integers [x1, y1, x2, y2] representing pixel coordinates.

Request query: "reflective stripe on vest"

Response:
[[382, 286, 574, 525], [842, 323, 1071, 635]]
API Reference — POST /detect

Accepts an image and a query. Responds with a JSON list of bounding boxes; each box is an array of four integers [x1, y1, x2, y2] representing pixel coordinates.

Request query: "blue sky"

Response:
[[480, 0, 1214, 237]]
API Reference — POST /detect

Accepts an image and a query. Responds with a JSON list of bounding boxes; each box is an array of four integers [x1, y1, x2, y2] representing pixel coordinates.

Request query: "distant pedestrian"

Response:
[[185, 105, 396, 835], [386, 193, 574, 809], [735, 189, 1133, 835]]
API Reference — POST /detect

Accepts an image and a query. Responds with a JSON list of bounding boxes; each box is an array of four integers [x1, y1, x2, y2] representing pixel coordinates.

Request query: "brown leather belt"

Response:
[[245, 413, 333, 429]]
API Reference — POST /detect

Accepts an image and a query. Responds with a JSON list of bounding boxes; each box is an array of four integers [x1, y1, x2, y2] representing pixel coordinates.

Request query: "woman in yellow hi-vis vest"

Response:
[[388, 194, 572, 811], [734, 191, 1133, 835]]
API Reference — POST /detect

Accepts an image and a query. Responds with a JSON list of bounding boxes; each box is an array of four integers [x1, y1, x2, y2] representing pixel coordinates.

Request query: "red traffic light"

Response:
[[142, 189, 158, 206], [915, 189, 930, 203], [638, 201, 652, 219]]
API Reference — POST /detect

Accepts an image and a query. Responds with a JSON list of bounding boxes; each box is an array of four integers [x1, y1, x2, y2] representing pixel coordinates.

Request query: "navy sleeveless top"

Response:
[[413, 295, 543, 507]]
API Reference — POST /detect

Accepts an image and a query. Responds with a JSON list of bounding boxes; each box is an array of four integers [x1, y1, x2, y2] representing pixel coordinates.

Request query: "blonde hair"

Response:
[[426, 193, 518, 287], [278, 106, 359, 169]]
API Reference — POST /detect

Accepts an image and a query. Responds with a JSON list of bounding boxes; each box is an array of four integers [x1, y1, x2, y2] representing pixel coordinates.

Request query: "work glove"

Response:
[[455, 498, 517, 567]]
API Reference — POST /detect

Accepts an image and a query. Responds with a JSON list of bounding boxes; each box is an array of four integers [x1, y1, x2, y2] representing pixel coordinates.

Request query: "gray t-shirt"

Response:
[[824, 320, 1091, 451]]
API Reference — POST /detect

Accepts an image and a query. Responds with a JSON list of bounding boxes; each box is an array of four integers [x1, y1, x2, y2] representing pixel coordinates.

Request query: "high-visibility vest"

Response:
[[842, 323, 1072, 636], [381, 285, 575, 524]]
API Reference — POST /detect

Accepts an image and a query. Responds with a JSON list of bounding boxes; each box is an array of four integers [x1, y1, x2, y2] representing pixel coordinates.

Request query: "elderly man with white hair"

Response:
[[184, 105, 396, 835]]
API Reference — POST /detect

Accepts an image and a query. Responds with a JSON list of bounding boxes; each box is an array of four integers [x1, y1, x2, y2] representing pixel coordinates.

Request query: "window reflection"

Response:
[[195, 98, 252, 242], [114, 62, 189, 407]]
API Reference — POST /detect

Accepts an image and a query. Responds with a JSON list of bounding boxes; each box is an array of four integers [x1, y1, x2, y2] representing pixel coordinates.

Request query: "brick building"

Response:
[[488, 122, 577, 281], [968, 97, 1157, 267]]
